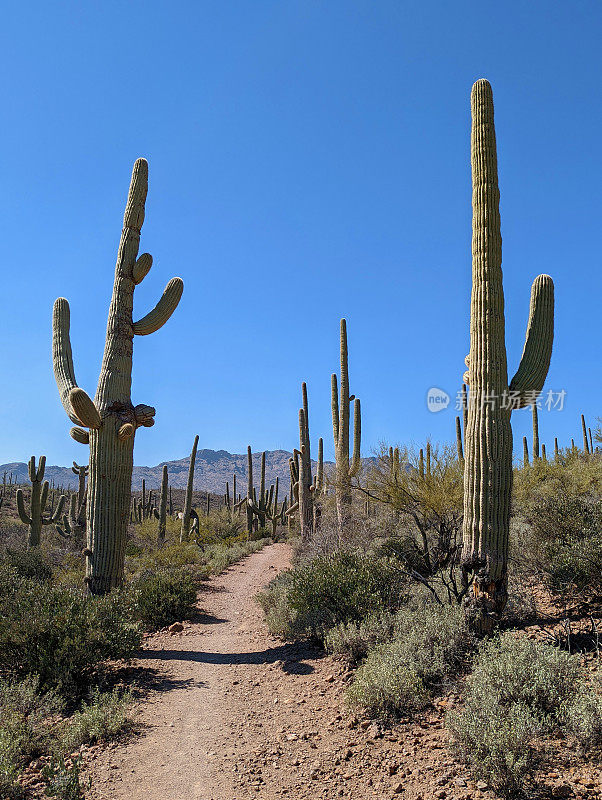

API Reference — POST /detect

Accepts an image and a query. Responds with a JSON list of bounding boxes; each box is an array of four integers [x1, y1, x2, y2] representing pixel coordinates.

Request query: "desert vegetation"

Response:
[[1, 77, 601, 800]]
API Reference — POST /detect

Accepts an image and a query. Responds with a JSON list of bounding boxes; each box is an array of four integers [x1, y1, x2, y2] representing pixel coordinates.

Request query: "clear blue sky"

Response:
[[1, 1, 600, 467]]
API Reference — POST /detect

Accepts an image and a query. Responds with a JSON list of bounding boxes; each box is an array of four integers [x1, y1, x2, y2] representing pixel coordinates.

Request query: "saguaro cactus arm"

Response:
[[52, 298, 84, 425], [16, 489, 31, 525], [132, 277, 184, 336], [508, 274, 554, 406], [349, 398, 361, 477]]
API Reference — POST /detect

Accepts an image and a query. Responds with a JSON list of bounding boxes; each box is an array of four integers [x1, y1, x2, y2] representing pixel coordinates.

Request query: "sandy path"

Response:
[[85, 543, 492, 800]]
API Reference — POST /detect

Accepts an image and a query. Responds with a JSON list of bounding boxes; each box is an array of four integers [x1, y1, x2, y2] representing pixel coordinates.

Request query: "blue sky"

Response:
[[0, 1, 600, 466]]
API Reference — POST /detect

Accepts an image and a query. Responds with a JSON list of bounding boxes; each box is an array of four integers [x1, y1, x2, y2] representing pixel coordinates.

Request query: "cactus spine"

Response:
[[462, 80, 554, 630], [16, 456, 66, 547], [52, 159, 183, 593], [331, 318, 361, 537], [155, 465, 168, 545], [181, 435, 199, 542]]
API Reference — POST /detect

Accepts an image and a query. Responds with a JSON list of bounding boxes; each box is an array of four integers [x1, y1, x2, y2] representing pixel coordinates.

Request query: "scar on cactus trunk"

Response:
[[462, 80, 554, 633], [52, 159, 183, 594]]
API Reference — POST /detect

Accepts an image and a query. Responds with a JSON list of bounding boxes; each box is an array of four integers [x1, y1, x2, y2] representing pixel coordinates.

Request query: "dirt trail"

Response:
[[85, 543, 494, 800]]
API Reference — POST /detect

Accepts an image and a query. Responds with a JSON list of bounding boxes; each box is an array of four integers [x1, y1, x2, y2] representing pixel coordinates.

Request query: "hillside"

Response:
[[0, 449, 334, 494]]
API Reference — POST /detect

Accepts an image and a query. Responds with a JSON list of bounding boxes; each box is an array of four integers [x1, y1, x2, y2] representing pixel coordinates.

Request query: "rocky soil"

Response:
[[32, 543, 599, 800]]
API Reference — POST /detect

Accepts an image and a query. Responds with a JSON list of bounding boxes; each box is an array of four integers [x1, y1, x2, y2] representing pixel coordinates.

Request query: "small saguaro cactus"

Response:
[[455, 417, 464, 462], [16, 456, 66, 548], [247, 451, 270, 529], [581, 414, 590, 454], [52, 159, 183, 594], [554, 437, 560, 460], [264, 477, 285, 539], [532, 404, 540, 461], [181, 435, 199, 543], [331, 318, 361, 537], [154, 465, 168, 545], [462, 80, 554, 631], [523, 437, 529, 468], [295, 383, 314, 541]]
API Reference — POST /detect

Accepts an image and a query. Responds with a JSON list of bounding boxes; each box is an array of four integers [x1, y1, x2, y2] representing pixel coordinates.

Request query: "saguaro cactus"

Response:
[[154, 465, 168, 545], [181, 435, 199, 542], [462, 80, 554, 631], [52, 159, 183, 593], [296, 383, 314, 540], [581, 414, 590, 454], [331, 318, 361, 537], [532, 405, 540, 461], [16, 456, 66, 547]]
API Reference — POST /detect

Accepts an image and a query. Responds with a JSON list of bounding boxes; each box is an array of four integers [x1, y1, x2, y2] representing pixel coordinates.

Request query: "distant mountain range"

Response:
[[0, 449, 336, 494]]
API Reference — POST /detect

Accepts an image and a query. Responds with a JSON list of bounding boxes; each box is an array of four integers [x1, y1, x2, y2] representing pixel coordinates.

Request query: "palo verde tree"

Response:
[[52, 158, 183, 594], [462, 80, 554, 631]]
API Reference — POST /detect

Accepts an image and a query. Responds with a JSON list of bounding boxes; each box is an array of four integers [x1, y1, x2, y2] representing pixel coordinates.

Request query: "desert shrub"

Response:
[[347, 602, 471, 718], [54, 688, 132, 754], [515, 488, 602, 594], [256, 572, 296, 638], [0, 577, 141, 697], [258, 551, 408, 642], [0, 677, 62, 798], [561, 678, 602, 750], [132, 568, 197, 629], [447, 634, 600, 793], [324, 611, 398, 663], [42, 755, 89, 800], [1, 548, 52, 582]]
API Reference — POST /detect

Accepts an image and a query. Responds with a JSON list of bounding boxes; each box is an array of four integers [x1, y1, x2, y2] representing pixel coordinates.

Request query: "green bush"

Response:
[[324, 611, 398, 663], [1, 548, 53, 582], [132, 568, 197, 629], [55, 688, 132, 754], [0, 576, 141, 697], [42, 755, 89, 800], [447, 634, 602, 794], [258, 551, 408, 642], [346, 602, 471, 718], [0, 677, 62, 799]]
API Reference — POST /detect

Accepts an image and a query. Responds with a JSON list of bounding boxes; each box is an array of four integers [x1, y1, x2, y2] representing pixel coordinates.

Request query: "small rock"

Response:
[[392, 782, 404, 794], [168, 622, 184, 633]]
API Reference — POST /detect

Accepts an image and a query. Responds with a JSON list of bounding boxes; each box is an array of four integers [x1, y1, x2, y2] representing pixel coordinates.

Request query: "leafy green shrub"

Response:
[[347, 602, 471, 718], [447, 634, 600, 794], [55, 688, 132, 754], [324, 611, 397, 663], [0, 577, 141, 697], [258, 551, 408, 642], [42, 755, 89, 800], [1, 548, 52, 582], [0, 677, 62, 799], [132, 568, 197, 629], [561, 679, 602, 750]]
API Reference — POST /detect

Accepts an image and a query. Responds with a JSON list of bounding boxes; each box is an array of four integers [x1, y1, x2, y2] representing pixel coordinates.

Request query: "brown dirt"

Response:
[[79, 543, 601, 800]]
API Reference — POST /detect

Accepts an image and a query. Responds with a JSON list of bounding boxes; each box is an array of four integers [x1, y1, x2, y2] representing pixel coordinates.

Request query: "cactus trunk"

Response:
[[461, 80, 554, 633], [52, 160, 183, 593], [181, 435, 199, 542]]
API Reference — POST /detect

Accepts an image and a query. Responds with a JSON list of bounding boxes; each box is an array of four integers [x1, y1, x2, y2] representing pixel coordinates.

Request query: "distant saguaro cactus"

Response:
[[331, 319, 361, 537], [16, 456, 66, 548], [52, 159, 183, 593], [532, 404, 540, 461], [181, 435, 199, 542], [462, 80, 554, 632], [296, 383, 314, 541], [154, 465, 168, 545], [581, 414, 590, 454]]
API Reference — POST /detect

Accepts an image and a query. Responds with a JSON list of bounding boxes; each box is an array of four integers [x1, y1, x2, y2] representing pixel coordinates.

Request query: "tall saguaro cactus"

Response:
[[296, 383, 314, 540], [52, 159, 183, 593], [462, 80, 554, 631], [181, 435, 199, 542], [16, 456, 66, 548], [332, 318, 361, 537]]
